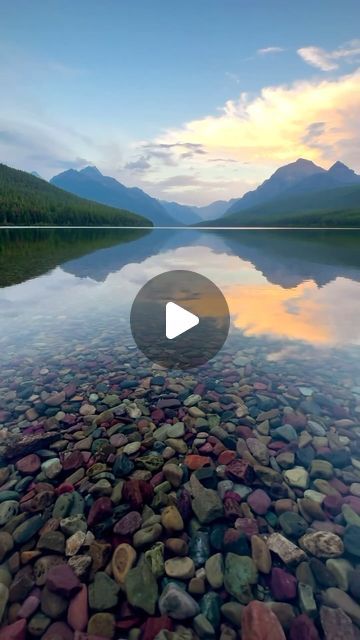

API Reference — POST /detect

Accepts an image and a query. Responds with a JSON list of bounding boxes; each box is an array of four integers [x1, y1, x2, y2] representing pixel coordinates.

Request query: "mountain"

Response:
[[226, 159, 325, 215], [196, 199, 238, 220], [160, 198, 237, 223], [206, 183, 360, 227], [160, 200, 202, 225], [31, 171, 43, 179], [51, 166, 176, 226], [0, 163, 151, 227], [199, 159, 360, 227]]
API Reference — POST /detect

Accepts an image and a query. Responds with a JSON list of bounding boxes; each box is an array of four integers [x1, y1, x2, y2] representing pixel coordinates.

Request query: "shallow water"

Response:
[[1, 228, 360, 636], [1, 228, 360, 363]]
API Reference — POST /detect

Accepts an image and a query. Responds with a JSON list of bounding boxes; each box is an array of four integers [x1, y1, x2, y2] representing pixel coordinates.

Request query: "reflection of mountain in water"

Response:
[[63, 229, 229, 280], [1, 228, 360, 290], [63, 228, 360, 289], [0, 228, 149, 288], [214, 229, 360, 288]]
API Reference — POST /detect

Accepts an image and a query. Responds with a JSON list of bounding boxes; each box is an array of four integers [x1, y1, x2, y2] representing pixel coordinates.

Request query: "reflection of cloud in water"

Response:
[[1, 242, 360, 349], [225, 277, 360, 346]]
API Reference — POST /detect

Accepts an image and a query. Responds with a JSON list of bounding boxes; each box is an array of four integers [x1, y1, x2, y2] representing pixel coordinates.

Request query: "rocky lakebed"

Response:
[[0, 330, 360, 640]]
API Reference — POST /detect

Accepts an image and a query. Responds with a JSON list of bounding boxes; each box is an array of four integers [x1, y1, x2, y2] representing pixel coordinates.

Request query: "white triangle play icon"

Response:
[[166, 302, 199, 340]]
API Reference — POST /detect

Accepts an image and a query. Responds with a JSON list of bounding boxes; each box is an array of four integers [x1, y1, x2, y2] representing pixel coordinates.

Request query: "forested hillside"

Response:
[[0, 164, 151, 227]]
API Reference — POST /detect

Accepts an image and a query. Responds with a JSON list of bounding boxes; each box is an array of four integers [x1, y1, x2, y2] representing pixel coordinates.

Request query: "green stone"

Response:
[[224, 553, 258, 604], [145, 542, 165, 578], [89, 572, 119, 610], [13, 514, 44, 544], [125, 559, 158, 615], [200, 592, 222, 629]]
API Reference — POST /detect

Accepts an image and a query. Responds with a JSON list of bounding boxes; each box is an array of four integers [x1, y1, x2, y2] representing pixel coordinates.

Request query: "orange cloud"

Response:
[[225, 280, 333, 345], [153, 69, 360, 190]]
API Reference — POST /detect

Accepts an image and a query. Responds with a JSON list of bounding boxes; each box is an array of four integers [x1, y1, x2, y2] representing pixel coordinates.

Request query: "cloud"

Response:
[[298, 39, 360, 71], [257, 47, 285, 55], [150, 68, 360, 177], [124, 156, 151, 171]]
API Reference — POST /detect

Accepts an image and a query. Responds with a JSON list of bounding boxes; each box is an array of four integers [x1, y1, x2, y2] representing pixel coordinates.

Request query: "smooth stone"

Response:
[[133, 523, 162, 548], [0, 532, 14, 562], [165, 557, 195, 580], [205, 553, 224, 589], [112, 543, 137, 585], [320, 605, 359, 640], [46, 563, 81, 597], [323, 588, 360, 625], [221, 602, 244, 627], [41, 585, 68, 618], [267, 602, 296, 630], [344, 525, 360, 557], [88, 612, 116, 639], [247, 489, 271, 515], [326, 558, 353, 591], [309, 558, 337, 588], [161, 505, 184, 533], [349, 568, 360, 601], [0, 619, 27, 640], [284, 468, 309, 490], [159, 582, 199, 619], [309, 460, 333, 480], [0, 583, 9, 623], [194, 613, 215, 639], [279, 512, 308, 538], [13, 514, 43, 544], [270, 567, 297, 601], [289, 614, 320, 640], [113, 511, 142, 536], [241, 600, 286, 640], [67, 584, 88, 631], [251, 535, 272, 574], [0, 501, 19, 526]]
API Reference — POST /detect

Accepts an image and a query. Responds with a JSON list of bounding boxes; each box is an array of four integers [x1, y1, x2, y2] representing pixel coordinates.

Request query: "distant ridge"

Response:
[[199, 159, 360, 227], [51, 166, 177, 226]]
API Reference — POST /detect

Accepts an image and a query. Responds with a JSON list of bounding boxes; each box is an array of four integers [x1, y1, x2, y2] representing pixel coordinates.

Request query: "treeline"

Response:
[[0, 227, 149, 287], [0, 163, 152, 227]]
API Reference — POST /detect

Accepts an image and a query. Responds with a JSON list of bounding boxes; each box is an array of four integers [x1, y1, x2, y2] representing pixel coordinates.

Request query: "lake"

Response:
[[0, 227, 360, 636]]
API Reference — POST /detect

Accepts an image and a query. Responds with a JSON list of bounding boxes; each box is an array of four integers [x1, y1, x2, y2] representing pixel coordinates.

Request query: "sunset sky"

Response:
[[0, 0, 359, 204]]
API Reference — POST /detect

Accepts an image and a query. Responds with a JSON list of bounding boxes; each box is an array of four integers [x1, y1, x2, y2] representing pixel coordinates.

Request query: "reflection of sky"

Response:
[[1, 244, 360, 349]]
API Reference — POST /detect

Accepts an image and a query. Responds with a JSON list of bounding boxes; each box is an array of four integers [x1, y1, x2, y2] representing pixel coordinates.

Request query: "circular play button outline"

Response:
[[130, 270, 230, 369]]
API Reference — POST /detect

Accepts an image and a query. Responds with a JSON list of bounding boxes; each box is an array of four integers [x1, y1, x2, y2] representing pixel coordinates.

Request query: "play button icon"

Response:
[[130, 270, 230, 369], [166, 302, 199, 340]]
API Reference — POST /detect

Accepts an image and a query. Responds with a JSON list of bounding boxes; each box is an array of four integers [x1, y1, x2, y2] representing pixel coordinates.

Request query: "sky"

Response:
[[0, 0, 360, 205]]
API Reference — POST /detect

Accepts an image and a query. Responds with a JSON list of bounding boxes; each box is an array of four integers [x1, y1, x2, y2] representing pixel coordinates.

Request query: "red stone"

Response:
[[114, 511, 142, 536], [224, 497, 242, 520], [44, 623, 74, 640], [289, 614, 320, 640], [226, 459, 254, 483], [235, 517, 259, 537], [270, 568, 297, 601], [184, 454, 212, 470], [68, 584, 88, 632], [218, 450, 236, 465], [0, 619, 27, 640], [323, 494, 343, 516], [122, 480, 154, 510], [56, 483, 75, 495], [142, 616, 173, 640], [236, 426, 254, 439], [242, 600, 286, 640], [46, 563, 81, 597], [15, 454, 41, 474], [62, 450, 84, 471], [87, 497, 113, 527]]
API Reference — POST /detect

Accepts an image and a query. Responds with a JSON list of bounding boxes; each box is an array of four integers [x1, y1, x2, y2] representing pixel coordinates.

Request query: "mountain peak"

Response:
[[328, 161, 360, 183], [80, 166, 103, 177]]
